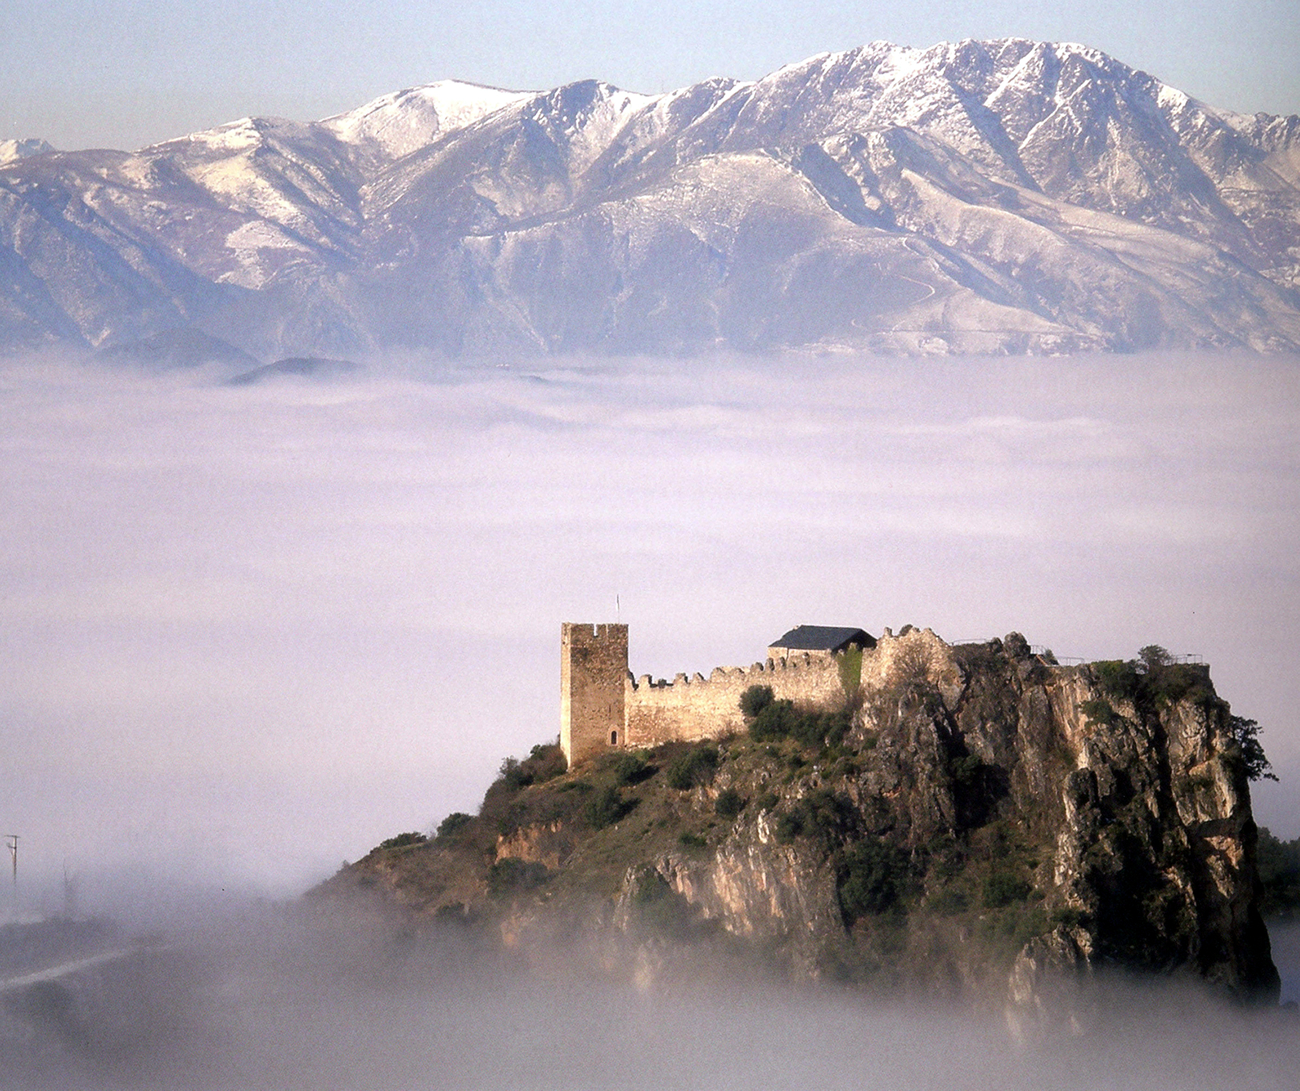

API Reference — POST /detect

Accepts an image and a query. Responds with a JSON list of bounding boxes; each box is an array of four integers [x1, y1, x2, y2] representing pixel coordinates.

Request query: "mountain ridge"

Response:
[[2, 38, 1297, 359]]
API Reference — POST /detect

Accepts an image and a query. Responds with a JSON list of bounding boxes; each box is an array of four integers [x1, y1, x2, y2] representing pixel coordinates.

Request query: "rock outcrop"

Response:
[[316, 630, 1279, 1018]]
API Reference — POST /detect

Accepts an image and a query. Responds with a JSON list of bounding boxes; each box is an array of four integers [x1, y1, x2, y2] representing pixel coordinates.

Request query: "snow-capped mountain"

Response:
[[0, 138, 54, 165], [2, 39, 1297, 358]]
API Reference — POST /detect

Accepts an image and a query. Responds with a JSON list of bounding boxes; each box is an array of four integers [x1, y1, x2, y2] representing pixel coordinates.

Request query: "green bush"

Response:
[[499, 757, 529, 792], [928, 887, 969, 915], [634, 870, 695, 934], [750, 698, 800, 740], [740, 684, 775, 718], [983, 871, 1033, 908], [838, 839, 908, 923], [775, 810, 805, 842], [586, 785, 635, 828], [1080, 698, 1120, 728], [949, 754, 983, 790], [1146, 663, 1211, 707], [496, 743, 568, 794], [775, 789, 854, 853], [525, 742, 568, 783], [1229, 715, 1277, 782], [1138, 645, 1173, 672], [678, 832, 708, 850], [666, 746, 719, 790], [610, 751, 654, 786], [749, 700, 852, 748], [378, 831, 427, 850], [435, 813, 473, 839], [714, 787, 745, 820], [1093, 660, 1140, 701]]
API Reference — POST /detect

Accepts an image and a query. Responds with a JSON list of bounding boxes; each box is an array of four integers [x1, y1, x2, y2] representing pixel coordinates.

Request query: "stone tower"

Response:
[[560, 622, 628, 767]]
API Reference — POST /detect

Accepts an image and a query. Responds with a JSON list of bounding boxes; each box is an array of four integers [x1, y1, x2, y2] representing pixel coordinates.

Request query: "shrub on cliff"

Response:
[[838, 839, 908, 923], [586, 785, 635, 828], [500, 743, 567, 790], [983, 871, 1033, 908], [666, 746, 719, 789], [749, 697, 800, 740], [1229, 715, 1277, 782], [1092, 649, 1214, 712], [775, 789, 855, 853], [377, 832, 427, 850], [1080, 698, 1120, 728], [610, 751, 654, 786], [746, 697, 852, 748], [1093, 659, 1140, 701], [436, 813, 473, 839], [715, 787, 745, 820], [740, 684, 774, 718], [633, 870, 697, 936]]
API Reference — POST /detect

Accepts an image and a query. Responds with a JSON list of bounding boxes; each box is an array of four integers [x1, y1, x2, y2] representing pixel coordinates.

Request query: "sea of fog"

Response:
[[0, 350, 1297, 911], [3, 905, 1298, 1091]]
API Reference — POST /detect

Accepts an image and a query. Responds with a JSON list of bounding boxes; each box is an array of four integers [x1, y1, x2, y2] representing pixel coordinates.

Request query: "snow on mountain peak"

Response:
[[322, 80, 530, 160], [0, 38, 1296, 358], [0, 138, 55, 164]]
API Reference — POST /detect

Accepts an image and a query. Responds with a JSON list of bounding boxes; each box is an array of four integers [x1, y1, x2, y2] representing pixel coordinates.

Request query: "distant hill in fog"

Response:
[[316, 631, 1280, 1027], [2, 39, 1298, 360]]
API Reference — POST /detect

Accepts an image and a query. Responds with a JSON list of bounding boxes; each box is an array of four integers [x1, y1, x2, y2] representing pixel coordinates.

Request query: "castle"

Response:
[[559, 622, 881, 766]]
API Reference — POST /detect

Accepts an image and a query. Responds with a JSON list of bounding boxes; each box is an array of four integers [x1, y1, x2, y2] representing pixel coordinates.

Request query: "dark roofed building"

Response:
[[767, 625, 875, 660]]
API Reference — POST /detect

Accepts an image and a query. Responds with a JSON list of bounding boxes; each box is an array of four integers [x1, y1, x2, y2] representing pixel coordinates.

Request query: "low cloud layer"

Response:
[[5, 908, 1299, 1090], [1, 351, 1297, 905]]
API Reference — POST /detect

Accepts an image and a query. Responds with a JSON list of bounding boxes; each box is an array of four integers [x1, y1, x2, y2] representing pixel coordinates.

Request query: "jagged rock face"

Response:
[[634, 631, 1278, 1004], [2, 39, 1298, 358], [957, 641, 1273, 997], [320, 629, 1278, 1011]]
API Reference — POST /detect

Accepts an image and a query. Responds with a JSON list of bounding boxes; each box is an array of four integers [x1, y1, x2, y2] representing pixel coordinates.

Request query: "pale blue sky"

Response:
[[3, 0, 1297, 151]]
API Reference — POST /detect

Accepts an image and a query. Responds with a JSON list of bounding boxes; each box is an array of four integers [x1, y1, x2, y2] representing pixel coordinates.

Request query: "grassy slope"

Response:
[[317, 712, 1066, 995]]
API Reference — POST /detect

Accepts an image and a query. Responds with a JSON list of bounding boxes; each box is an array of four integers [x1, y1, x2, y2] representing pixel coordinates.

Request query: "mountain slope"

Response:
[[1, 39, 1297, 358]]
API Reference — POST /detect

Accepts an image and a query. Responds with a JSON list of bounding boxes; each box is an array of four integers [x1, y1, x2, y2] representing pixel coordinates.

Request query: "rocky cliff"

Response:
[[316, 629, 1279, 1018]]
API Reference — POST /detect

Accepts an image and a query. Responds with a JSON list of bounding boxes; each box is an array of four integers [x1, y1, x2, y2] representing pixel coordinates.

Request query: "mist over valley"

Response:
[[4, 37, 1300, 1082], [2, 348, 1297, 897]]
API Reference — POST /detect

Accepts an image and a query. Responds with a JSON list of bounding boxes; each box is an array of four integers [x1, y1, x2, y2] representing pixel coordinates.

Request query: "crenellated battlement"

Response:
[[559, 621, 952, 766], [622, 647, 854, 748], [628, 649, 844, 691]]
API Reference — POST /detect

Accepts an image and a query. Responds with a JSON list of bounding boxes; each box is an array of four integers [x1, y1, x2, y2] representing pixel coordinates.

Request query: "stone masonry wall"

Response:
[[624, 652, 849, 747]]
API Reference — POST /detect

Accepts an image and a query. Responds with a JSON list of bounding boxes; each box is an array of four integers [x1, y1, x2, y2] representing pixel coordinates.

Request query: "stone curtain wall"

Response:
[[624, 653, 847, 747], [561, 623, 958, 764], [561, 623, 629, 766]]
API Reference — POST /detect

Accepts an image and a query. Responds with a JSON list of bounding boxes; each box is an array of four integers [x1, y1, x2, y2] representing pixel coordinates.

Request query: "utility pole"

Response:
[[5, 835, 17, 890]]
